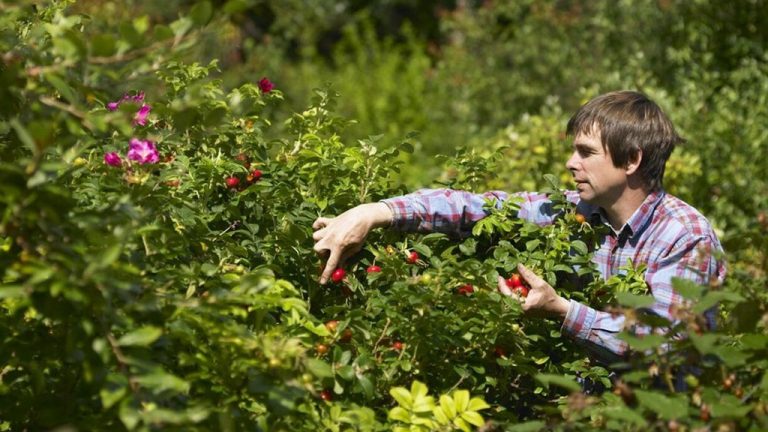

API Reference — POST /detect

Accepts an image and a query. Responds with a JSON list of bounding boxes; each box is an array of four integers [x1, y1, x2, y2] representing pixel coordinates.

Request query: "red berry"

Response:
[[331, 268, 346, 283], [340, 328, 353, 343], [506, 274, 523, 288], [325, 320, 339, 332], [494, 346, 507, 358], [392, 341, 404, 351], [366, 265, 382, 273], [248, 169, 262, 183], [513, 286, 529, 297], [319, 389, 333, 401], [315, 344, 329, 355], [406, 251, 419, 264], [225, 177, 239, 188], [457, 284, 474, 295]]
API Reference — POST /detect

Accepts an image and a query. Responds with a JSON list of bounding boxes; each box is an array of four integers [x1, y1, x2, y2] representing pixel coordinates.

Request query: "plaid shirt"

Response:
[[381, 188, 726, 363]]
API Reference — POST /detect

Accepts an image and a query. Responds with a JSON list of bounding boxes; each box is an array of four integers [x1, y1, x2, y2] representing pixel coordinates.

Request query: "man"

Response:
[[312, 91, 726, 363]]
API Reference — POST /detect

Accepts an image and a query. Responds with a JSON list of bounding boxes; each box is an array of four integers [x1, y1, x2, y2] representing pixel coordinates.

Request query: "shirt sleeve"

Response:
[[561, 233, 726, 364], [380, 189, 581, 235], [380, 188, 510, 237]]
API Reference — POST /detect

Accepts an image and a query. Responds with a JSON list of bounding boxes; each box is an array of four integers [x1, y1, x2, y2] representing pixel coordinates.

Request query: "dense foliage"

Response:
[[1, 1, 767, 431]]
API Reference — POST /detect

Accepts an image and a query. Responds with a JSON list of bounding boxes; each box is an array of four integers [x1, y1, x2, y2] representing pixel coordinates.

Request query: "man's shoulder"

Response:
[[656, 192, 717, 240]]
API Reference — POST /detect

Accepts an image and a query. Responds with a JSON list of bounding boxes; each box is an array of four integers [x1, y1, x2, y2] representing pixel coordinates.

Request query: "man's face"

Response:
[[565, 130, 628, 207]]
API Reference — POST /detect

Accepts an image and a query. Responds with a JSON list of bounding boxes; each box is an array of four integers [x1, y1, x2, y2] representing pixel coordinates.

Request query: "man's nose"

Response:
[[565, 152, 578, 171]]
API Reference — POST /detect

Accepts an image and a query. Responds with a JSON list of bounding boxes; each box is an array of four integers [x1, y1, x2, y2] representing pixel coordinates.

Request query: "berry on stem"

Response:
[[406, 251, 419, 264], [331, 268, 346, 283]]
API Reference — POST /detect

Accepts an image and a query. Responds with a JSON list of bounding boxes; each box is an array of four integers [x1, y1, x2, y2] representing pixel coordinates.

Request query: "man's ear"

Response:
[[625, 149, 642, 175]]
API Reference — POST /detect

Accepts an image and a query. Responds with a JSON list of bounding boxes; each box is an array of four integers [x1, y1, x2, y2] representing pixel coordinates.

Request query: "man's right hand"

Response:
[[312, 202, 393, 284]]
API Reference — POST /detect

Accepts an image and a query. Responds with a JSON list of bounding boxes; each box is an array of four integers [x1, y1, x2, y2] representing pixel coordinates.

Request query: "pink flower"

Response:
[[258, 77, 274, 93], [127, 138, 159, 164], [133, 104, 151, 126], [104, 152, 122, 167], [106, 102, 120, 111]]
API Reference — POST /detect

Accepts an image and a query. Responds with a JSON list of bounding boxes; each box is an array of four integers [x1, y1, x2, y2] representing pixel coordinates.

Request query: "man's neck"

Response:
[[602, 187, 651, 231]]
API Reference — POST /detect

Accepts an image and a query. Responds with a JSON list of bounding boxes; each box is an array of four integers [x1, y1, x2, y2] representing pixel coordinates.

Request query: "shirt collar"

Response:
[[597, 189, 666, 239]]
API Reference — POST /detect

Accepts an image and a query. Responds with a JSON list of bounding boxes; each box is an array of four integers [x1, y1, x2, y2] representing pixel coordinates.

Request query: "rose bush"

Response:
[[1, 2, 767, 431]]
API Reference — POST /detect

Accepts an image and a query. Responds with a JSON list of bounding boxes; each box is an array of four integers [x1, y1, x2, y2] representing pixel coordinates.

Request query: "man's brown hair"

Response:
[[566, 91, 683, 192]]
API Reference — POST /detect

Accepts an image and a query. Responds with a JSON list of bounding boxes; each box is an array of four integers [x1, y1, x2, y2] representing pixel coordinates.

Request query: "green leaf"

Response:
[[305, 358, 333, 378], [635, 390, 687, 420], [693, 291, 745, 314], [411, 380, 429, 399], [433, 406, 450, 425], [388, 407, 410, 423], [507, 421, 547, 432], [618, 334, 666, 351], [460, 411, 485, 427], [0, 286, 25, 299], [570, 240, 588, 255], [602, 405, 647, 425], [189, 1, 213, 26], [615, 292, 655, 308], [100, 373, 128, 409], [535, 374, 580, 392], [439, 395, 456, 419], [135, 372, 190, 395], [358, 375, 374, 398], [467, 397, 490, 411], [117, 326, 162, 347], [91, 33, 117, 57], [452, 390, 469, 412], [390, 387, 413, 410]]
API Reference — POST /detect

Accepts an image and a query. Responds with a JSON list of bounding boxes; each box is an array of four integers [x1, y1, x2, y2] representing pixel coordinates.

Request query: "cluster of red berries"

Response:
[[226, 153, 263, 191], [505, 273, 529, 297]]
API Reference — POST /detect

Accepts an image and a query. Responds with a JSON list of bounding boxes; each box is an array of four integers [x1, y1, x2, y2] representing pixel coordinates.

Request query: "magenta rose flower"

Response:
[[133, 104, 151, 126], [127, 138, 159, 164], [104, 152, 122, 167], [258, 77, 274, 93]]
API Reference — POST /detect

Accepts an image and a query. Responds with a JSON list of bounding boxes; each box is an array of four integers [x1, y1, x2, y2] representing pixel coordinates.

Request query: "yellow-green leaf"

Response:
[[467, 397, 490, 411], [440, 394, 457, 419], [452, 389, 469, 412], [461, 411, 485, 427], [433, 406, 450, 425], [390, 387, 413, 410], [411, 380, 429, 399], [388, 407, 410, 423]]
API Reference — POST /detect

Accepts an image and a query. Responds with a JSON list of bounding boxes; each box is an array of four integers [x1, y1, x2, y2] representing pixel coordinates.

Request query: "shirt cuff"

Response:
[[561, 299, 596, 342], [380, 197, 414, 230]]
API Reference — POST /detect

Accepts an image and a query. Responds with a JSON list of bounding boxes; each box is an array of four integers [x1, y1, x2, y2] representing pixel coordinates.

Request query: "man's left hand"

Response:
[[498, 263, 570, 320]]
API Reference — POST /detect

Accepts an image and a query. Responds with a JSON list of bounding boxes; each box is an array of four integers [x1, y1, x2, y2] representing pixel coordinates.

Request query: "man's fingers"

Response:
[[320, 250, 341, 285], [313, 217, 332, 230], [517, 263, 541, 286], [312, 228, 326, 241], [498, 276, 514, 296]]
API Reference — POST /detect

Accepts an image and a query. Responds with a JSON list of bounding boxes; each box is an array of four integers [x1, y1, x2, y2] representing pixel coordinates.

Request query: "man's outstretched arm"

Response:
[[312, 202, 393, 284]]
